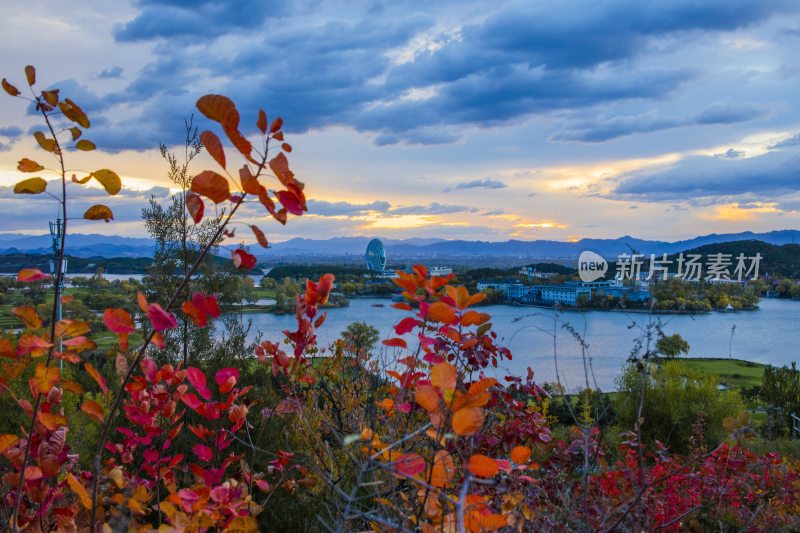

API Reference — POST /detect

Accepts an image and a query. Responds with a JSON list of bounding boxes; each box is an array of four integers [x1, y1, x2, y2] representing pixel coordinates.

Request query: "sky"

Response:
[[1, 0, 800, 244]]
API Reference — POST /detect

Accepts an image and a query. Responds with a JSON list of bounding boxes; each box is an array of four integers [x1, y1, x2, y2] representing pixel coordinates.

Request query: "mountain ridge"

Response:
[[0, 231, 798, 260]]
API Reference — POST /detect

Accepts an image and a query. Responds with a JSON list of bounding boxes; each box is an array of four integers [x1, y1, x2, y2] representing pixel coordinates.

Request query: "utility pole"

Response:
[[49, 218, 67, 370]]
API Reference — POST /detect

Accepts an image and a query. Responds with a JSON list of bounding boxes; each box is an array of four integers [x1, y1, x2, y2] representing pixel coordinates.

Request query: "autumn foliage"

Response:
[[0, 66, 798, 532]]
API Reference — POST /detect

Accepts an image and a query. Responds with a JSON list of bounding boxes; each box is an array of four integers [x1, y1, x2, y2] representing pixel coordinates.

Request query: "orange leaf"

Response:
[[137, 292, 149, 313], [250, 225, 269, 248], [427, 302, 457, 324], [196, 94, 236, 124], [431, 362, 457, 392], [414, 384, 440, 413], [17, 268, 48, 282], [281, 142, 292, 152], [67, 473, 92, 509], [510, 446, 532, 464], [467, 377, 498, 396], [33, 363, 60, 393], [270, 117, 283, 133], [54, 319, 90, 338], [0, 434, 19, 454], [2, 78, 20, 96], [61, 379, 85, 394], [239, 165, 263, 195], [85, 362, 108, 393], [12, 305, 42, 329], [452, 407, 484, 436], [17, 158, 44, 173], [468, 454, 499, 478], [431, 450, 455, 487], [24, 65, 36, 85], [257, 109, 267, 134], [38, 412, 67, 431], [268, 152, 293, 185], [191, 170, 230, 203], [17, 335, 53, 357], [200, 130, 226, 169], [81, 400, 105, 422], [223, 123, 254, 161], [382, 338, 407, 349], [460, 310, 491, 327], [0, 338, 15, 359]]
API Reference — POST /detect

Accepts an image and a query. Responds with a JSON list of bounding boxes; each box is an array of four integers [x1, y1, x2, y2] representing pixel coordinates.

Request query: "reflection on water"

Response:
[[238, 297, 800, 391]]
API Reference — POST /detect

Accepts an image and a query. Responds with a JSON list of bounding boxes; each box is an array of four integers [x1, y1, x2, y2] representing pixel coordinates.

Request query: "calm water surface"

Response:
[[242, 297, 800, 391]]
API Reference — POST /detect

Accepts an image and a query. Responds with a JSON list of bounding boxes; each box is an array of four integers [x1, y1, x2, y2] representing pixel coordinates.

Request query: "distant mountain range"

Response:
[[1, 230, 800, 263]]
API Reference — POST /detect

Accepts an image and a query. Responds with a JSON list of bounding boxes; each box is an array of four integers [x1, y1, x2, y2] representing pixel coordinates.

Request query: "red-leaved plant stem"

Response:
[[10, 100, 68, 533], [87, 150, 269, 532]]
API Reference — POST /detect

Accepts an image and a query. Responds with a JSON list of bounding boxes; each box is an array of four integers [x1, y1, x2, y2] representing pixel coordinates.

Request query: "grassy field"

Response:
[[682, 357, 766, 389]]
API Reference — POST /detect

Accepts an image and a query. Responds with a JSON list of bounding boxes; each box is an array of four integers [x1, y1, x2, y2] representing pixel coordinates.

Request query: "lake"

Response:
[[241, 297, 800, 391]]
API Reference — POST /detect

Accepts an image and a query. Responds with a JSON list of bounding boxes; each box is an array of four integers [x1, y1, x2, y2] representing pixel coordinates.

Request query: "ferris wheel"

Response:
[[365, 238, 386, 272]]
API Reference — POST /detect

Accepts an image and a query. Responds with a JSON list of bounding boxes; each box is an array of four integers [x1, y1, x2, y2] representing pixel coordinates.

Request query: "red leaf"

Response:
[[186, 191, 204, 224], [394, 453, 425, 477], [200, 130, 226, 169], [276, 189, 304, 216], [191, 170, 230, 203], [186, 367, 212, 400], [270, 117, 283, 133], [231, 248, 256, 270], [394, 317, 418, 335], [147, 304, 177, 332], [103, 308, 135, 334], [257, 109, 267, 134]]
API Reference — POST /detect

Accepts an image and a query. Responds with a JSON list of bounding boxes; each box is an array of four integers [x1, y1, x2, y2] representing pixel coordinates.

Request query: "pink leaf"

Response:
[[193, 443, 213, 462], [147, 304, 177, 332], [215, 368, 239, 393], [186, 367, 212, 400]]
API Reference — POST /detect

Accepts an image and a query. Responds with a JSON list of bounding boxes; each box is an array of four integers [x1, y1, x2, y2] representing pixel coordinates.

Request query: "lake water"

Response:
[[241, 297, 800, 391]]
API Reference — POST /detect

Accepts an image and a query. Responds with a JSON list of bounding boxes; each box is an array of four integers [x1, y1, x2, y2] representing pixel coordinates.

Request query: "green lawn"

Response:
[[681, 357, 766, 389]]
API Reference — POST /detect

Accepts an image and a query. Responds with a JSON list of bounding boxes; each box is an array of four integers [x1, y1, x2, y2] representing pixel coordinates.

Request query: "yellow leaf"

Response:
[[76, 139, 96, 151], [91, 169, 121, 195], [67, 473, 92, 509], [0, 434, 19, 454], [14, 177, 47, 194], [33, 131, 58, 153], [84, 204, 113, 222]]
